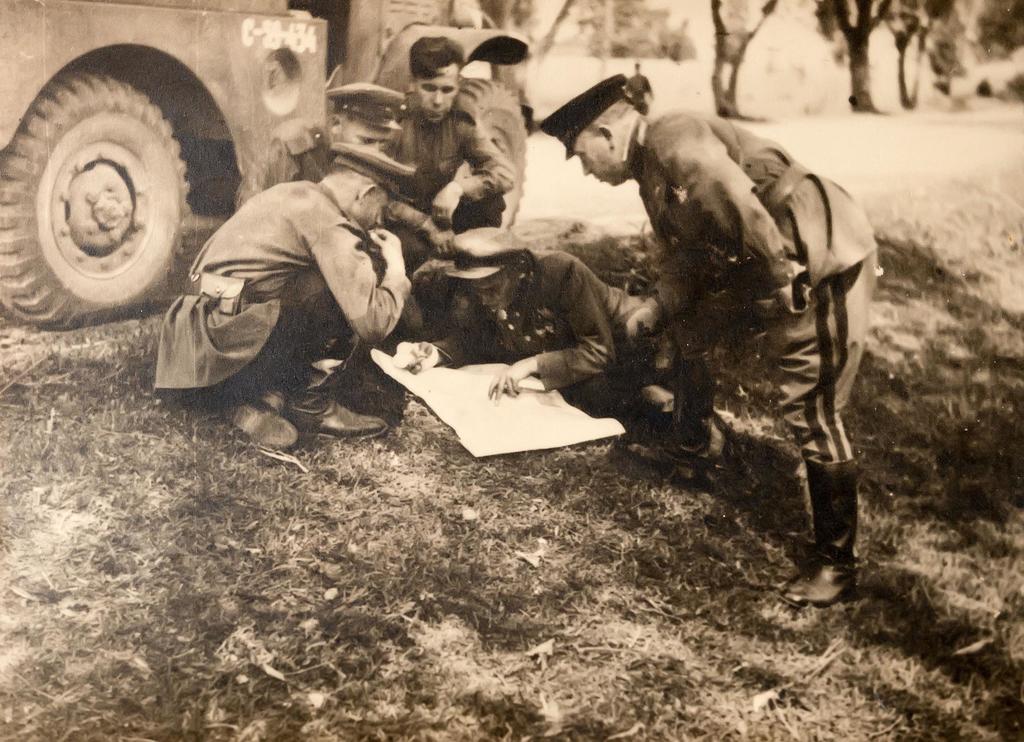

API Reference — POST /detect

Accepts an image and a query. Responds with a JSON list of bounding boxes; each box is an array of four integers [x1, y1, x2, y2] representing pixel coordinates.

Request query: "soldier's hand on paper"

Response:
[[432, 181, 464, 228], [488, 357, 538, 404], [393, 341, 440, 374]]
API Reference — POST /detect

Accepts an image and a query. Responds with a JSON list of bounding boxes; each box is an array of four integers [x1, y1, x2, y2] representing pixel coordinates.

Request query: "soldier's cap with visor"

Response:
[[325, 72, 406, 134], [540, 74, 629, 159], [443, 228, 530, 280], [328, 143, 416, 195]]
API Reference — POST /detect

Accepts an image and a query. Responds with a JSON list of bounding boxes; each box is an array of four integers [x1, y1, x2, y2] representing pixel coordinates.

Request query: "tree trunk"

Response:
[[908, 28, 927, 109], [712, 59, 739, 117], [896, 35, 913, 109], [847, 32, 877, 112], [712, 33, 745, 118], [725, 39, 750, 116]]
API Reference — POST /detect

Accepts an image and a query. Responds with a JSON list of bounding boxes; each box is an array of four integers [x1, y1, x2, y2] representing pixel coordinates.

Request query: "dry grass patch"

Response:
[[1, 167, 1023, 740]]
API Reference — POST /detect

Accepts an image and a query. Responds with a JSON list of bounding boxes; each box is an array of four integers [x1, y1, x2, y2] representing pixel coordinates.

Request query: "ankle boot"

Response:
[[226, 401, 298, 450], [782, 460, 859, 607], [287, 389, 388, 438]]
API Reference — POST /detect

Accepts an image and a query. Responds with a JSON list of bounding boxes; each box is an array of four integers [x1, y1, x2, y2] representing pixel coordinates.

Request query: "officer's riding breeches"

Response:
[[665, 251, 876, 465], [773, 251, 876, 465]]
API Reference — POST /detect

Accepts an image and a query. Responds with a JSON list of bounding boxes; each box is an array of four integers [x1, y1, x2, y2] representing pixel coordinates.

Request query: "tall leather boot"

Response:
[[672, 356, 723, 460], [782, 459, 859, 607]]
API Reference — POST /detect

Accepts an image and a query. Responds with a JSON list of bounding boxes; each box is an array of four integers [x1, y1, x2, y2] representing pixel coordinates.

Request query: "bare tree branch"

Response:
[[535, 0, 579, 60], [872, 0, 895, 29], [833, 0, 855, 35], [711, 0, 727, 36]]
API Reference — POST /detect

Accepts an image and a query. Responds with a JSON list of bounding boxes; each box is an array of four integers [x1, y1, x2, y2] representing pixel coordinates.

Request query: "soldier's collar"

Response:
[[634, 116, 648, 148], [627, 116, 647, 175]]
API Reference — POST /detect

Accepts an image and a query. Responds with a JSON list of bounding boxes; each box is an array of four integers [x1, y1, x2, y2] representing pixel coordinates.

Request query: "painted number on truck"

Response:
[[241, 18, 318, 54]]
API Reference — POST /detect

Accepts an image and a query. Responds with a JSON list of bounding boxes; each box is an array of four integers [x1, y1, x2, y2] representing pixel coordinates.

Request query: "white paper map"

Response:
[[371, 349, 625, 457]]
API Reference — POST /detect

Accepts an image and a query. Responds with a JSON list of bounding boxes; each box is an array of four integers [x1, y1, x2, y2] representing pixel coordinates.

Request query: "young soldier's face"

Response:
[[573, 125, 631, 185], [411, 64, 461, 121]]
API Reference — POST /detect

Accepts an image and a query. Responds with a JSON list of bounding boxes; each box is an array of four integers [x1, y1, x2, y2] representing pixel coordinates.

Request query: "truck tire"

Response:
[[456, 78, 528, 228], [0, 73, 188, 328]]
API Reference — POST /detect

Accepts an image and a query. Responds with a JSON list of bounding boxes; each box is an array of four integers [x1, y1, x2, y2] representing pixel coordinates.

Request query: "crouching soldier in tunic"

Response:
[[154, 146, 413, 450], [384, 37, 516, 272], [235, 81, 405, 206], [397, 229, 663, 421], [540, 76, 878, 608]]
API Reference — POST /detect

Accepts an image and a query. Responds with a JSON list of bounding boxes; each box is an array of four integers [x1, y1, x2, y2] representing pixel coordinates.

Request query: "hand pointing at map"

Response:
[[488, 356, 540, 403]]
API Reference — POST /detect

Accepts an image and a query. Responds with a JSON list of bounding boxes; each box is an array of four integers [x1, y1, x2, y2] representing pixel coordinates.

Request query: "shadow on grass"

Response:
[[854, 565, 1024, 738]]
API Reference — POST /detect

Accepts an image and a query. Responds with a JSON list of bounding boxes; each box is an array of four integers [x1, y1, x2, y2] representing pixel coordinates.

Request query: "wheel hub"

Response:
[[66, 162, 134, 255], [50, 142, 150, 278]]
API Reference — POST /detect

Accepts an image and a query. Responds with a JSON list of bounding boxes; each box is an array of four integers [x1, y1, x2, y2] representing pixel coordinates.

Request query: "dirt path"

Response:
[[519, 105, 1024, 234]]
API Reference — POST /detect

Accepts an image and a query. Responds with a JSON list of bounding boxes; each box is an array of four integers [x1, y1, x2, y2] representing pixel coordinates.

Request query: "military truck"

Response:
[[0, 0, 529, 328]]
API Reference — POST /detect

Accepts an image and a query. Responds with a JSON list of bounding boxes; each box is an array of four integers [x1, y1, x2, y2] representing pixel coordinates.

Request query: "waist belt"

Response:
[[188, 271, 247, 315]]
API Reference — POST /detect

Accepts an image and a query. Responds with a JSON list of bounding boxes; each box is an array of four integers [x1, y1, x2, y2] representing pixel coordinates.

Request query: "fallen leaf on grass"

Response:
[[317, 561, 345, 580], [515, 550, 541, 568], [751, 688, 780, 712], [515, 539, 549, 568], [261, 663, 288, 682], [526, 638, 554, 669], [608, 722, 645, 739], [8, 585, 35, 601], [307, 691, 327, 709], [952, 637, 994, 656], [130, 655, 153, 677], [538, 694, 564, 737]]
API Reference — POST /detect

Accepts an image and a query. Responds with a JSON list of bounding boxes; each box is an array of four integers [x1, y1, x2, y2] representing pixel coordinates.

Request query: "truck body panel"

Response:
[[0, 0, 327, 177]]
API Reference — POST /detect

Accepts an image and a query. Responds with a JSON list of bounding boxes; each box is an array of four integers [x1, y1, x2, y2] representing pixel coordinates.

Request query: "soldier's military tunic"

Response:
[[434, 250, 649, 416], [633, 112, 877, 463], [155, 180, 410, 394], [388, 104, 514, 222]]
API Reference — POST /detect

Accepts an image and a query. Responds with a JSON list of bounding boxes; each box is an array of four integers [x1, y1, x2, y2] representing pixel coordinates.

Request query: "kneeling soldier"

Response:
[[155, 146, 414, 449], [540, 76, 878, 607], [384, 37, 516, 271]]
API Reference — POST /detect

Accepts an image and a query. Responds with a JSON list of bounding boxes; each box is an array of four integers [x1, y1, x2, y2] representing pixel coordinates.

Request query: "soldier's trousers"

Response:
[[210, 272, 352, 407], [671, 251, 876, 465]]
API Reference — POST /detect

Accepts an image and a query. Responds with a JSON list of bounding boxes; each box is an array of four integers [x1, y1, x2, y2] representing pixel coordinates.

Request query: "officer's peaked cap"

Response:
[[329, 143, 415, 194], [444, 229, 530, 280], [325, 75, 405, 132], [540, 74, 628, 158]]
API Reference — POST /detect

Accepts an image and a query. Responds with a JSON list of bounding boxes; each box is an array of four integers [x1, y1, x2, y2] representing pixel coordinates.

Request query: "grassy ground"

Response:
[[1, 168, 1023, 741]]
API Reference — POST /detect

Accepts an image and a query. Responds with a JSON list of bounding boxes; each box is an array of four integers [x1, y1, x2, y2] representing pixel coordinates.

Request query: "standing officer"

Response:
[[624, 61, 654, 115], [539, 76, 878, 608], [235, 79, 405, 206], [384, 36, 516, 270], [155, 146, 414, 450]]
